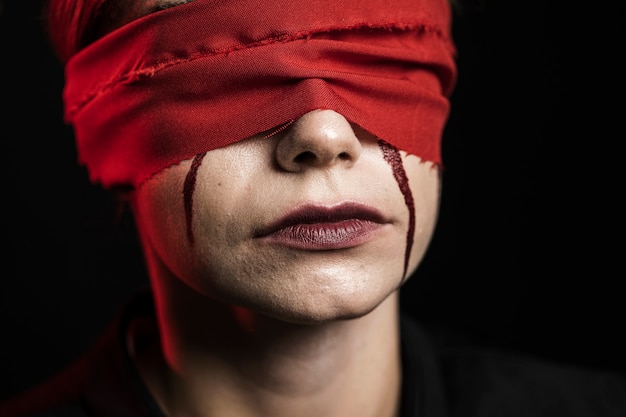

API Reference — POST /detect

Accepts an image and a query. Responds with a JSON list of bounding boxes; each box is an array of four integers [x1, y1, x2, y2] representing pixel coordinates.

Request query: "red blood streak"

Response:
[[182, 139, 416, 282], [378, 140, 415, 279], [183, 152, 206, 244]]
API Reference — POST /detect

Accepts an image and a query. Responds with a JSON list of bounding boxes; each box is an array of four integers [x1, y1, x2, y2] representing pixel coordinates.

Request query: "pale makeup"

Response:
[[131, 110, 440, 324]]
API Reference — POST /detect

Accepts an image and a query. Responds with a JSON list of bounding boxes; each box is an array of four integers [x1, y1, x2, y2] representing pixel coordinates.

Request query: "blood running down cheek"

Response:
[[378, 140, 415, 281], [183, 152, 206, 244], [181, 140, 415, 282]]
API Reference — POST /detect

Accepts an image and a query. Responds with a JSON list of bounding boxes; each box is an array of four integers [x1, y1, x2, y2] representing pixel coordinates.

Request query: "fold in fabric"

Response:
[[63, 0, 457, 188]]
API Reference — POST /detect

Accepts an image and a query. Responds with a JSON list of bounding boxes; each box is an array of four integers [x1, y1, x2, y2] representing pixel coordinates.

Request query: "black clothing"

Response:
[[1, 291, 625, 417]]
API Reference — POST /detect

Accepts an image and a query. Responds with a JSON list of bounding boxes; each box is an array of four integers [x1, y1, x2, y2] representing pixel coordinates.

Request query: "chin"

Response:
[[187, 253, 405, 324], [234, 285, 397, 325]]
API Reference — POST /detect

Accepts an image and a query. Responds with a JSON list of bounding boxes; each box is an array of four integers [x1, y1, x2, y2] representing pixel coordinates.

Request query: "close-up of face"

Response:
[[57, 0, 457, 326], [5, 0, 626, 412], [131, 110, 441, 324], [44, 0, 456, 330]]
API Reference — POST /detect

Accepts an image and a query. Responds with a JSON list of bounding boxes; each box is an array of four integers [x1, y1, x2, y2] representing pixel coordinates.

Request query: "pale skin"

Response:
[[109, 2, 442, 417]]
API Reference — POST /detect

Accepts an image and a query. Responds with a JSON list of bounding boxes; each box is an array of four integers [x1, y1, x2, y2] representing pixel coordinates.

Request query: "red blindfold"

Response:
[[63, 0, 457, 189]]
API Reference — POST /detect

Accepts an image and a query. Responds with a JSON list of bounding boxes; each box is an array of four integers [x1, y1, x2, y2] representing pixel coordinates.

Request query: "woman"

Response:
[[1, 0, 624, 416]]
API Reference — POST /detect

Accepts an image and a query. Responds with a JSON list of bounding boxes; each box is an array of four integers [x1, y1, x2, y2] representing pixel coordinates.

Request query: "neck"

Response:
[[134, 261, 403, 417]]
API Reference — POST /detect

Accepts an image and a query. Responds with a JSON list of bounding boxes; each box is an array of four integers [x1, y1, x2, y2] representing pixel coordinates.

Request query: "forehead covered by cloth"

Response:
[[63, 0, 457, 189]]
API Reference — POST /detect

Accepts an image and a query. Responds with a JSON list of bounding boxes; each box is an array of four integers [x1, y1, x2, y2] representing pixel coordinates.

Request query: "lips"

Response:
[[255, 202, 389, 250]]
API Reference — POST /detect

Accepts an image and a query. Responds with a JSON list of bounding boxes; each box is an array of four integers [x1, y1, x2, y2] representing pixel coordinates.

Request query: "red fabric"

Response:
[[63, 0, 457, 188]]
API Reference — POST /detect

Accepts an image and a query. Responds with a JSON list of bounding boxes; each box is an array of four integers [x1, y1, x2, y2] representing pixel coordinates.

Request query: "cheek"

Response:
[[132, 147, 269, 290], [132, 161, 196, 277]]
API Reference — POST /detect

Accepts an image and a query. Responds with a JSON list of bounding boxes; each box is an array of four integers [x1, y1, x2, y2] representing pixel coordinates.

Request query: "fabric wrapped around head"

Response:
[[63, 0, 457, 189]]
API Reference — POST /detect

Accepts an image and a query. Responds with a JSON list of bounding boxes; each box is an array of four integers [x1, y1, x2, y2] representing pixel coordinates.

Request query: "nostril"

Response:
[[294, 151, 317, 164], [338, 152, 350, 160]]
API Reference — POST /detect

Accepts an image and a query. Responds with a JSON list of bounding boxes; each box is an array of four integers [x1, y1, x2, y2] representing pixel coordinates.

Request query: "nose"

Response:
[[275, 110, 363, 172]]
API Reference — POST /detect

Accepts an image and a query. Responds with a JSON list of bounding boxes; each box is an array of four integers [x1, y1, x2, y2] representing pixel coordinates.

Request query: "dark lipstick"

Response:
[[255, 203, 389, 250]]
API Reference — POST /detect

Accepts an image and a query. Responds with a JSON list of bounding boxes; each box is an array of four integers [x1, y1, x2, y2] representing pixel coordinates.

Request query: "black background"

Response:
[[1, 0, 624, 402]]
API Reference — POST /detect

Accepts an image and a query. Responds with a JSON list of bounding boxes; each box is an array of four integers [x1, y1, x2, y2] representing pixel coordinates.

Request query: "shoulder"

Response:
[[400, 316, 626, 416], [0, 356, 92, 417], [0, 404, 86, 417], [440, 344, 626, 416], [0, 291, 158, 417], [0, 317, 124, 417]]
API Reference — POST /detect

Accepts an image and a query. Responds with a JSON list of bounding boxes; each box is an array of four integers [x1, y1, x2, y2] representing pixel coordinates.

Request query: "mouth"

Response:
[[254, 202, 389, 250]]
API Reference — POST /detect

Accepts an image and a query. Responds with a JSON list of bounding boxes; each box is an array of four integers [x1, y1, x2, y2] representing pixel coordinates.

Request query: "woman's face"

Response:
[[132, 110, 440, 323]]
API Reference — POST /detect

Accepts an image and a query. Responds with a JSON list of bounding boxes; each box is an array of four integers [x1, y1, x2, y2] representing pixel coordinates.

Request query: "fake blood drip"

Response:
[[183, 152, 207, 244], [377, 140, 415, 280], [183, 140, 416, 282], [182, 122, 296, 244]]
